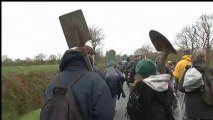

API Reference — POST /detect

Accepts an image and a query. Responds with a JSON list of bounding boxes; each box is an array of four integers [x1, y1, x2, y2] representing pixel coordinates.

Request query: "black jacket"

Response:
[[103, 64, 126, 99], [130, 80, 175, 120]]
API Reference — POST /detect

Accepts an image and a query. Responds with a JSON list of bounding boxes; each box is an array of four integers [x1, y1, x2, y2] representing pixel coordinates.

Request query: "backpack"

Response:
[[40, 72, 86, 120], [183, 67, 204, 92], [126, 78, 178, 120], [201, 68, 213, 105], [125, 87, 142, 120], [179, 66, 213, 105]]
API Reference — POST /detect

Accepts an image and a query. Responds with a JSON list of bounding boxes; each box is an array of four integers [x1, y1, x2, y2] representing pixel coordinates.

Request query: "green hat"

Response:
[[135, 59, 157, 77]]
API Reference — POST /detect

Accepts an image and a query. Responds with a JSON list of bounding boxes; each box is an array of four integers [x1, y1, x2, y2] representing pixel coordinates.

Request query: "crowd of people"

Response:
[[41, 45, 213, 120]]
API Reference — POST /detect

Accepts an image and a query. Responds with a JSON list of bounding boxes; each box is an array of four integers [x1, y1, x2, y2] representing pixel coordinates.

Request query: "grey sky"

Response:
[[2, 2, 213, 60]]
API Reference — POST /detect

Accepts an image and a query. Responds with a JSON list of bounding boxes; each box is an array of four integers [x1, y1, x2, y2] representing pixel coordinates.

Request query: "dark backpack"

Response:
[[40, 72, 86, 120], [201, 68, 213, 105], [125, 87, 142, 120], [126, 81, 176, 120]]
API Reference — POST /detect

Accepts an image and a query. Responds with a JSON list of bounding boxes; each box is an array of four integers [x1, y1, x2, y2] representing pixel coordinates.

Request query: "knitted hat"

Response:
[[135, 59, 157, 77]]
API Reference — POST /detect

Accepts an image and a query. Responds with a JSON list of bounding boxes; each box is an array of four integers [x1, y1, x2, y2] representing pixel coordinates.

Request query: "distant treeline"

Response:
[[2, 49, 213, 66], [2, 53, 61, 66]]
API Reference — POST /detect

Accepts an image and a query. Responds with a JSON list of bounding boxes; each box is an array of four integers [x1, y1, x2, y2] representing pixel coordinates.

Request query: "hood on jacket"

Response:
[[182, 55, 192, 62], [59, 49, 87, 72], [143, 74, 171, 92]]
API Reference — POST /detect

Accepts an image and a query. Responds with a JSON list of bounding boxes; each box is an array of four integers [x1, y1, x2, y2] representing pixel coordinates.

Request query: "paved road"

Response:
[[113, 82, 130, 120]]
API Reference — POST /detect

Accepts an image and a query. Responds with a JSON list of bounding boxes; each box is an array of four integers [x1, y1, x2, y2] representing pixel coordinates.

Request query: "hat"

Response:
[[59, 45, 95, 72], [192, 48, 206, 62], [83, 45, 95, 55], [74, 45, 95, 55], [135, 59, 157, 77]]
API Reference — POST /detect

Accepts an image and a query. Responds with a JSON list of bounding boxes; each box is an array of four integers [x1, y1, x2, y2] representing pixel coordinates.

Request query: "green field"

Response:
[[20, 109, 40, 120], [2, 64, 59, 75]]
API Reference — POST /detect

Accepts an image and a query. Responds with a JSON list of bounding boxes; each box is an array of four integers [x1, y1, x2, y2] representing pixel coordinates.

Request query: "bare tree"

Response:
[[2, 55, 13, 65], [15, 59, 22, 64], [34, 53, 47, 64], [48, 54, 57, 64], [175, 25, 200, 51], [2, 55, 10, 62], [88, 25, 105, 60], [134, 43, 153, 57], [175, 14, 213, 63], [194, 14, 213, 63], [56, 53, 62, 62], [25, 57, 32, 65], [25, 57, 31, 62]]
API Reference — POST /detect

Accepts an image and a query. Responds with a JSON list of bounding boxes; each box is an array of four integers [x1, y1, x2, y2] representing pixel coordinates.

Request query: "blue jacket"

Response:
[[103, 64, 126, 99], [45, 51, 114, 120]]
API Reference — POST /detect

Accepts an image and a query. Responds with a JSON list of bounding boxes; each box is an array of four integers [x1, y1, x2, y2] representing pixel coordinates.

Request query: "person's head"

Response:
[[134, 59, 157, 82], [192, 48, 207, 62], [59, 45, 95, 72], [134, 53, 143, 61], [183, 49, 191, 56]]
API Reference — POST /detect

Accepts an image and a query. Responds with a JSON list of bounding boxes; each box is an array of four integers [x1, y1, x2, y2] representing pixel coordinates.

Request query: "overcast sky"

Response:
[[2, 2, 213, 60]]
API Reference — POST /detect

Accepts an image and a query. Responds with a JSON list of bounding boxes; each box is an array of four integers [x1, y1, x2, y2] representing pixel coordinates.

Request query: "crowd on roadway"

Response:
[[41, 45, 213, 120]]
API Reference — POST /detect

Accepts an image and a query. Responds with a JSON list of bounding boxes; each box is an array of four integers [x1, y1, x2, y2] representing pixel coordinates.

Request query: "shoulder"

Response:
[[85, 71, 106, 83], [85, 71, 102, 79], [135, 81, 150, 91]]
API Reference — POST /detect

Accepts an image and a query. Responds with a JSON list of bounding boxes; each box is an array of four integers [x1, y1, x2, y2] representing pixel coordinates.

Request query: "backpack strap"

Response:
[[65, 71, 87, 98], [52, 72, 86, 94], [68, 72, 86, 88], [202, 67, 213, 93], [52, 74, 62, 87]]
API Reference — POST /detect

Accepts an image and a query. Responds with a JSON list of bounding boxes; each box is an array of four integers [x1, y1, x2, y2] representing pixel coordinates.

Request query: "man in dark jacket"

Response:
[[44, 45, 114, 120], [103, 63, 126, 114]]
